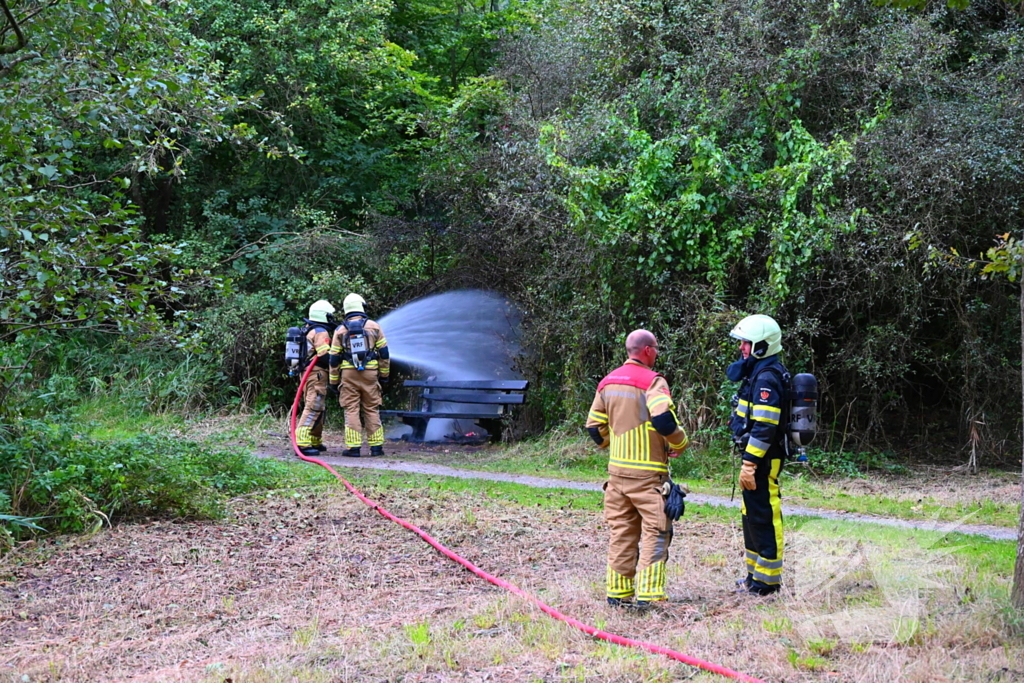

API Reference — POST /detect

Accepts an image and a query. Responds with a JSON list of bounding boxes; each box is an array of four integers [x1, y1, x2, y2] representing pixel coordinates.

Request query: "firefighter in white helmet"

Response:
[[296, 300, 336, 456], [727, 314, 787, 596], [328, 293, 390, 457]]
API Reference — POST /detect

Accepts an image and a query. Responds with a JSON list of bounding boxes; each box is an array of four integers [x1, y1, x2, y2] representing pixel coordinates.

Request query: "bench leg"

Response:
[[402, 417, 428, 441], [477, 419, 503, 443]]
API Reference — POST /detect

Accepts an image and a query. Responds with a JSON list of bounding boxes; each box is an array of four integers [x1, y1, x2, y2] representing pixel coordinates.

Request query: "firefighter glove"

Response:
[[379, 376, 390, 391], [739, 460, 757, 491], [663, 480, 687, 521], [327, 383, 340, 398]]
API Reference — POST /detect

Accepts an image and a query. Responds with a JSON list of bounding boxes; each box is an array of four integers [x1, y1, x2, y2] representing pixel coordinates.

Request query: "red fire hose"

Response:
[[289, 362, 768, 683]]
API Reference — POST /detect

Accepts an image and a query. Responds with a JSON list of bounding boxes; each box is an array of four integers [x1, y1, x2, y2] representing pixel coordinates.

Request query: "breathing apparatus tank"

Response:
[[285, 326, 303, 376], [344, 317, 370, 371], [787, 373, 818, 463]]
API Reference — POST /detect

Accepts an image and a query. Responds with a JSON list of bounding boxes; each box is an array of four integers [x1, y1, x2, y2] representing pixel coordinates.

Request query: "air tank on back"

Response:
[[285, 326, 303, 376], [788, 373, 818, 448]]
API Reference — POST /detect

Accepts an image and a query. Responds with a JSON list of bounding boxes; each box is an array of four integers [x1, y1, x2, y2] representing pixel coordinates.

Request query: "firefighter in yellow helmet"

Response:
[[296, 300, 336, 457], [727, 314, 787, 596], [585, 330, 690, 608], [329, 293, 390, 457]]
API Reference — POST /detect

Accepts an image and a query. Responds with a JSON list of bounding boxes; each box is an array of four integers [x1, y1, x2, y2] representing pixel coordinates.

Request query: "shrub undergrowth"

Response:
[[0, 420, 292, 549]]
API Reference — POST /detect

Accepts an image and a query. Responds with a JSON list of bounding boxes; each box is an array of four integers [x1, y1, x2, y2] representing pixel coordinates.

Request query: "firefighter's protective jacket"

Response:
[[305, 325, 332, 368], [328, 315, 390, 384], [730, 356, 787, 463], [586, 359, 688, 478]]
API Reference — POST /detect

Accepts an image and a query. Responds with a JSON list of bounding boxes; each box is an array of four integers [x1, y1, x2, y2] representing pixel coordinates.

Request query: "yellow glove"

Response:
[[739, 460, 757, 491]]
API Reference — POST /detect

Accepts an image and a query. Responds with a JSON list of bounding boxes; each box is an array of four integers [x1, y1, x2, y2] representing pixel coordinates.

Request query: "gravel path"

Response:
[[298, 453, 1017, 541]]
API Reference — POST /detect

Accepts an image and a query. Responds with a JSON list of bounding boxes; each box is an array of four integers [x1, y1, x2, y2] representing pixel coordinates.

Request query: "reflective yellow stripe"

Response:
[[745, 443, 767, 458], [736, 400, 749, 418], [769, 458, 784, 581], [606, 565, 635, 598], [589, 410, 609, 423], [375, 338, 388, 348], [314, 344, 330, 354], [647, 395, 670, 410], [609, 458, 668, 472], [752, 405, 781, 424], [340, 360, 380, 369], [668, 434, 689, 450], [636, 561, 667, 601], [608, 423, 665, 471]]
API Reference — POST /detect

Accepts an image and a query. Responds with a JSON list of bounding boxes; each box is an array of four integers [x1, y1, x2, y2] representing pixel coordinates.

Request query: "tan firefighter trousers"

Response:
[[604, 473, 672, 602], [296, 367, 328, 448], [340, 367, 384, 448]]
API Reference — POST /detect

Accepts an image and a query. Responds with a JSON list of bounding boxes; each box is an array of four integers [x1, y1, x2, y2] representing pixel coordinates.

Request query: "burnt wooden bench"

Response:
[[380, 379, 529, 442]]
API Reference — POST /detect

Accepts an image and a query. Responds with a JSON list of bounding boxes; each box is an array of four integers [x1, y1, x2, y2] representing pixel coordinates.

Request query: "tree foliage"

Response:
[[4, 0, 1024, 469], [406, 0, 1024, 458], [0, 0, 278, 345]]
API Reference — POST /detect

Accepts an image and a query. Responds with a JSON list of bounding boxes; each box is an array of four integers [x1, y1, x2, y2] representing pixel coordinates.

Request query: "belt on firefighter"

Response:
[[340, 350, 378, 362]]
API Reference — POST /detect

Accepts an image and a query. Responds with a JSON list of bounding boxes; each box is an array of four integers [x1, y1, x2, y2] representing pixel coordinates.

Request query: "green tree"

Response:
[[0, 0, 291, 415]]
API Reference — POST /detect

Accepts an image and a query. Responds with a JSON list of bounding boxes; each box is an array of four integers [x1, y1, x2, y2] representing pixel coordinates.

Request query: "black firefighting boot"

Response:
[[314, 444, 327, 452], [298, 447, 320, 457], [747, 581, 780, 596], [341, 447, 362, 458], [734, 576, 754, 593], [369, 445, 385, 457]]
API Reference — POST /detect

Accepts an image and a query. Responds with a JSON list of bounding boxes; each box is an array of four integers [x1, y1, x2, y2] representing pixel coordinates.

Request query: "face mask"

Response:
[[726, 354, 756, 382]]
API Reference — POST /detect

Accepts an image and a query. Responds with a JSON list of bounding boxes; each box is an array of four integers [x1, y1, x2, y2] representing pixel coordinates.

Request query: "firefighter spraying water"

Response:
[[284, 290, 524, 446]]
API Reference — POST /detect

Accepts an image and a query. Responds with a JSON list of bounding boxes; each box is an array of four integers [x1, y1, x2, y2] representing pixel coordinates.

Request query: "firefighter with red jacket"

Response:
[[296, 300, 336, 457], [329, 293, 390, 457], [728, 314, 787, 596], [585, 330, 689, 608]]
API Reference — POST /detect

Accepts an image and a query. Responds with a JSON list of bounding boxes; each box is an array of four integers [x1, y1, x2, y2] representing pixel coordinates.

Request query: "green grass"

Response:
[[307, 467, 1015, 577], [422, 430, 1018, 528], [785, 514, 1016, 576], [782, 475, 1018, 526], [75, 395, 188, 439], [337, 468, 606, 512]]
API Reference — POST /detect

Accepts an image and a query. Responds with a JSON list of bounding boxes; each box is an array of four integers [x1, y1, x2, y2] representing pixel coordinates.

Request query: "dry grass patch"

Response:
[[0, 477, 1020, 682]]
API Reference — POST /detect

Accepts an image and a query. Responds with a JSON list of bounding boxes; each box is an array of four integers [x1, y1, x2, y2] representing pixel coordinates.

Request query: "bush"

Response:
[[0, 420, 291, 540], [803, 447, 908, 478]]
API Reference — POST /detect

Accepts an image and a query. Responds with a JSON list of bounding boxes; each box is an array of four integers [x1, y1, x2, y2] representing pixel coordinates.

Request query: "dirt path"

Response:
[[271, 450, 1017, 541]]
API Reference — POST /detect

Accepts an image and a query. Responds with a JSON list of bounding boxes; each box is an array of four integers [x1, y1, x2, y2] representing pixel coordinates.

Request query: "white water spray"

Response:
[[377, 290, 522, 440]]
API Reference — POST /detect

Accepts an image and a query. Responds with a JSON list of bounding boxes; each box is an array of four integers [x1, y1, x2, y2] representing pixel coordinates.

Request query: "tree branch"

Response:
[[0, 0, 27, 55], [0, 49, 39, 77], [10, 0, 59, 33]]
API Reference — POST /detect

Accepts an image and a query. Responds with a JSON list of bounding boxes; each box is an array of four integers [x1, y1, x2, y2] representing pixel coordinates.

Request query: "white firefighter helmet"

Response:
[[308, 299, 335, 323], [729, 314, 782, 359], [343, 293, 366, 315]]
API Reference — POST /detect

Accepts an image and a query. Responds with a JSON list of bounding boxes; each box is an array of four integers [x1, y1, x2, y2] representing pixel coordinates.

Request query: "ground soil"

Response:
[[1, 469, 1020, 682]]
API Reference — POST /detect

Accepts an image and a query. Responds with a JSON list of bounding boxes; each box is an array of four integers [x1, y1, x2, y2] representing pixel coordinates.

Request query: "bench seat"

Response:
[[380, 378, 528, 442]]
